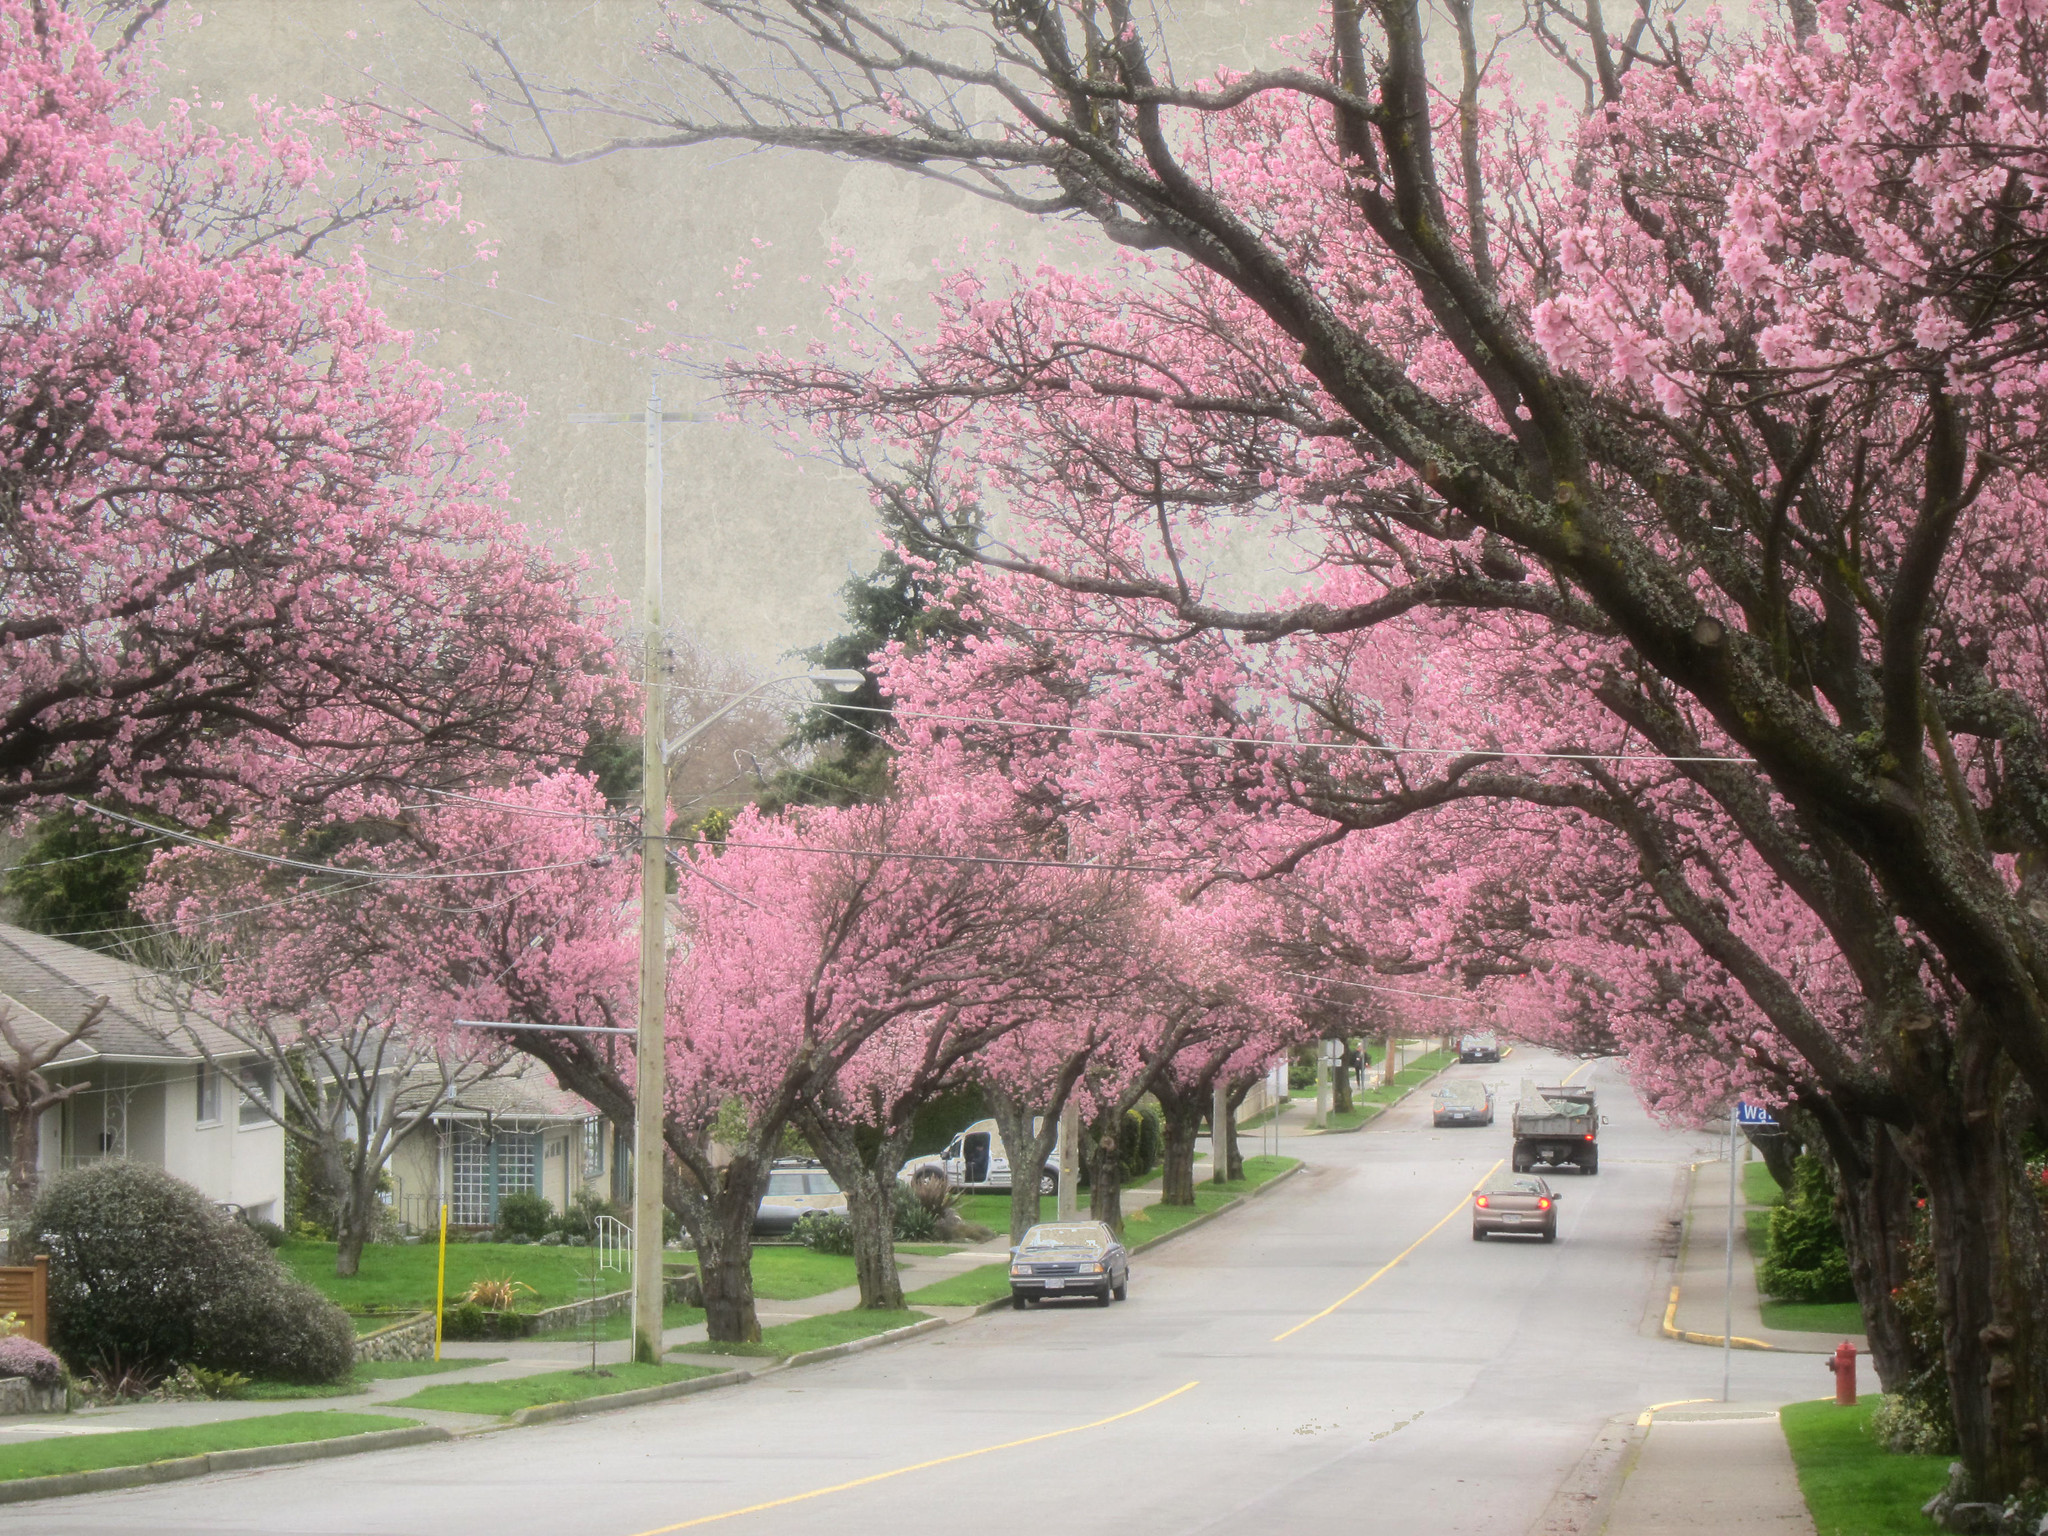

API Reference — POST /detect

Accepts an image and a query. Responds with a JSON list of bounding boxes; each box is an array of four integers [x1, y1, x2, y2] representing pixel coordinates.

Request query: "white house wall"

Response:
[[158, 1063, 286, 1222]]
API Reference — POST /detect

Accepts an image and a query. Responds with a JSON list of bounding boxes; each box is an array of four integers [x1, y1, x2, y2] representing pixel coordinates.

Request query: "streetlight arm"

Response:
[[659, 669, 863, 763]]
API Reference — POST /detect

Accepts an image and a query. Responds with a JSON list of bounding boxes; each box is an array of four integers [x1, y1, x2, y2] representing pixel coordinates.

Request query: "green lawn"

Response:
[[0, 1411, 415, 1483], [243, 1356, 507, 1400], [1780, 1398, 1950, 1535], [390, 1360, 717, 1417], [1744, 1161, 1784, 1206], [1762, 1300, 1868, 1335], [903, 1262, 1012, 1307], [283, 1240, 853, 1319], [895, 1244, 971, 1258], [957, 1192, 1052, 1233], [1120, 1156, 1299, 1242], [692, 1308, 929, 1359], [571, 1301, 707, 1343]]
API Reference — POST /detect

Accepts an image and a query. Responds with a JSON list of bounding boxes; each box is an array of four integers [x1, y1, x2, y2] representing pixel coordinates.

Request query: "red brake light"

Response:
[[1585, 1133, 1595, 1141], [1538, 1198, 1551, 1210], [1475, 1196, 1489, 1208]]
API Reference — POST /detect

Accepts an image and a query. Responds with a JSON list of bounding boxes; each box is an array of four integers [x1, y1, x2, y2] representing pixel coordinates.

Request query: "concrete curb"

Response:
[[778, 1315, 948, 1369], [0, 1423, 453, 1506], [505, 1368, 753, 1426], [1127, 1160, 1305, 1256], [1659, 1160, 1780, 1353]]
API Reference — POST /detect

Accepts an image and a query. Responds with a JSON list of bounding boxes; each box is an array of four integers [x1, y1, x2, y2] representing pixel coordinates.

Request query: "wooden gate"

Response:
[[0, 1255, 49, 1345]]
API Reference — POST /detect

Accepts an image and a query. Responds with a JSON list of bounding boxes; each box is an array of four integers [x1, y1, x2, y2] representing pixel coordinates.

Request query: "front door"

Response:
[[963, 1131, 991, 1185]]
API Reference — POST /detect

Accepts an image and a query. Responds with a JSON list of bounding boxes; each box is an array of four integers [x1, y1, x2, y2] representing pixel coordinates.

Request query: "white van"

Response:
[[904, 1117, 1063, 1194]]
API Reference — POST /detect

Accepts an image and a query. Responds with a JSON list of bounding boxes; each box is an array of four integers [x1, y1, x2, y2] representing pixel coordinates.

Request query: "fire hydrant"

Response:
[[1828, 1341, 1858, 1406]]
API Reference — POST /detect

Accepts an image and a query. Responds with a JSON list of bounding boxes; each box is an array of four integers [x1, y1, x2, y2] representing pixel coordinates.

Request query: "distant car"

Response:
[[1458, 1032, 1502, 1063], [753, 1160, 847, 1236], [1433, 1080, 1495, 1127], [1472, 1173, 1560, 1242], [1008, 1221, 1129, 1308]]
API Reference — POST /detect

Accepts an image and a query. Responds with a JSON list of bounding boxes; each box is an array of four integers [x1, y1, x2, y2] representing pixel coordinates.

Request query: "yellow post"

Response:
[[433, 1203, 449, 1362]]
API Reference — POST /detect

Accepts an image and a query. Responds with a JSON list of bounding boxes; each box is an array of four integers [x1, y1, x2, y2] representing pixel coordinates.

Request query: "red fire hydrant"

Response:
[[1828, 1341, 1858, 1406]]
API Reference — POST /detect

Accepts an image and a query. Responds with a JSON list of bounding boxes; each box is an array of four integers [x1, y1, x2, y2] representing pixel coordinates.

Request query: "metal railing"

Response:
[[595, 1214, 633, 1273]]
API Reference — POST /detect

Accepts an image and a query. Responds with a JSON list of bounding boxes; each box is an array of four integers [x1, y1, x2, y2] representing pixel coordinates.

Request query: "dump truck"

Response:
[[1511, 1081, 1601, 1174]]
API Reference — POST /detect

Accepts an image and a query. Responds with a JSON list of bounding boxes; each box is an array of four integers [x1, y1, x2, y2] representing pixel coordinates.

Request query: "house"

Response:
[[384, 1059, 627, 1230], [0, 922, 285, 1219]]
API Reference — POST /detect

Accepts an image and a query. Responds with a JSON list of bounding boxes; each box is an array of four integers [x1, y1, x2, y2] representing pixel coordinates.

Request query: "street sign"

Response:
[[1735, 1101, 1780, 1127]]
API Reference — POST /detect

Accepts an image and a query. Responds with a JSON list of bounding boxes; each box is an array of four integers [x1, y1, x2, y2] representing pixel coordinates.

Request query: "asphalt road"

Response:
[[9, 1050, 1825, 1536]]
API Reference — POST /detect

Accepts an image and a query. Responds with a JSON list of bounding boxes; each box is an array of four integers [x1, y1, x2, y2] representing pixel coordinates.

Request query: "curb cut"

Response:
[[506, 1368, 753, 1426], [1128, 1160, 1305, 1256], [0, 1423, 452, 1506]]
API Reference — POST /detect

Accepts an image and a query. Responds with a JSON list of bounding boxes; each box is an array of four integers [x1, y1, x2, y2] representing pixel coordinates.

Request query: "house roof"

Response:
[[0, 921, 246, 1066], [432, 1058, 600, 1125]]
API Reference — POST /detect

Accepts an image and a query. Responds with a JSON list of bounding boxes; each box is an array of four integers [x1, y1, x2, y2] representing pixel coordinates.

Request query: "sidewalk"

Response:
[[1669, 1157, 1864, 1356], [1601, 1405, 1816, 1535]]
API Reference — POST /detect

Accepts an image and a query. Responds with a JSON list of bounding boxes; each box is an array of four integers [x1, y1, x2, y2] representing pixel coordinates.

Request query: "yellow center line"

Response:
[[1563, 1058, 1598, 1085], [620, 1381, 1201, 1535], [1272, 1157, 1506, 1342]]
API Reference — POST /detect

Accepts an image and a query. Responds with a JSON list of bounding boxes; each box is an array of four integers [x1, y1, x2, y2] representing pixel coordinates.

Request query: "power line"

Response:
[[670, 832, 1190, 875], [1278, 970, 1490, 1005]]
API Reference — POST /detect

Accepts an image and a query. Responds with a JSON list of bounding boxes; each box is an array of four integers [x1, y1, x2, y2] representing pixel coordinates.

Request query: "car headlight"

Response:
[[1082, 1262, 1104, 1274], [1010, 1264, 1031, 1276]]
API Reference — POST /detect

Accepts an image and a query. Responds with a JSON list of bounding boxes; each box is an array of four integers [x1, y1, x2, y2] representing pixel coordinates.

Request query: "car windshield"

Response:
[[1436, 1082, 1487, 1105], [1019, 1223, 1109, 1252]]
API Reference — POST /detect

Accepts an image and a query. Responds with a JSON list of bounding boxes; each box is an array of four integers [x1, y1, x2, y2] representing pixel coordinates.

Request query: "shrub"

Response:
[[1756, 1155, 1856, 1304], [495, 1191, 553, 1241], [909, 1165, 953, 1216], [0, 1336, 61, 1388], [551, 1190, 622, 1243], [792, 1210, 855, 1255], [892, 1201, 940, 1241], [31, 1161, 355, 1384], [1871, 1392, 1953, 1456], [240, 1217, 289, 1250], [1116, 1105, 1163, 1181]]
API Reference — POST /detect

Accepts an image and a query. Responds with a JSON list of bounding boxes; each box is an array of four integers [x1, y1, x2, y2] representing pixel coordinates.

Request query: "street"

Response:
[[4, 1050, 1822, 1536]]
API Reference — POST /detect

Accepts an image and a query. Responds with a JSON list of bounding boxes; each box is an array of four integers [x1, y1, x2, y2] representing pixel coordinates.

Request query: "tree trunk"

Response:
[[5, 1094, 40, 1245], [1809, 1106, 1921, 1394], [1156, 1087, 1202, 1207], [1332, 1041, 1356, 1116], [1086, 1110, 1124, 1234], [840, 1169, 904, 1311], [987, 1083, 1064, 1246], [1907, 1019, 2048, 1522], [334, 1203, 371, 1279], [692, 1175, 764, 1344], [1225, 1078, 1252, 1180]]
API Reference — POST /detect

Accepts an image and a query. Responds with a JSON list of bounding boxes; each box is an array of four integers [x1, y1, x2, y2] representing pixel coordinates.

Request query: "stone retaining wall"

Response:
[[530, 1270, 700, 1335], [0, 1376, 65, 1416], [353, 1313, 436, 1364]]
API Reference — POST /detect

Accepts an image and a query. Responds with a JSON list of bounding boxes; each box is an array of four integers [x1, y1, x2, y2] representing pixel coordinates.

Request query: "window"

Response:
[[195, 1064, 221, 1125], [238, 1063, 274, 1128], [581, 1117, 604, 1179]]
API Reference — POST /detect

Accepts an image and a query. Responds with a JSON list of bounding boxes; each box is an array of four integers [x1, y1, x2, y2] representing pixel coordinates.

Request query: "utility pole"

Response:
[[571, 381, 692, 1367], [1056, 1102, 1079, 1220], [1313, 1041, 1331, 1128]]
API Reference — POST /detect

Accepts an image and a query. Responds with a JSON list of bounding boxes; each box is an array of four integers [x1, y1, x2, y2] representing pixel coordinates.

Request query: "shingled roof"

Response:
[[0, 921, 245, 1065]]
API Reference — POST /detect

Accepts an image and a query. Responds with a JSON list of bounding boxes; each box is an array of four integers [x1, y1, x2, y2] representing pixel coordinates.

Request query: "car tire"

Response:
[[1513, 1150, 1531, 1172], [1113, 1278, 1128, 1301], [1541, 1223, 1557, 1243], [1584, 1149, 1599, 1175], [1012, 1292, 1028, 1310], [1472, 1226, 1485, 1240], [1096, 1287, 1112, 1307], [1040, 1171, 1058, 1196]]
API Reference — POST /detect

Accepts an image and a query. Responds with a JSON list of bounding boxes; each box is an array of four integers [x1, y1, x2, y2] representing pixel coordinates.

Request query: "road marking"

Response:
[[619, 1381, 1201, 1534], [1637, 1398, 1715, 1426], [1271, 1157, 1506, 1343], [1562, 1058, 1597, 1085]]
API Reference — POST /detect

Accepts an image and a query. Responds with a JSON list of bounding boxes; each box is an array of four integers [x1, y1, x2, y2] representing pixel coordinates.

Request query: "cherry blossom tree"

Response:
[[0, 1, 616, 823]]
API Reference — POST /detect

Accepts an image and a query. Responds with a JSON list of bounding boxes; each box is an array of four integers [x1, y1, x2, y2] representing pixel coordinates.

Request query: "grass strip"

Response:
[[1761, 1301, 1868, 1335], [692, 1307, 929, 1359], [243, 1356, 510, 1400], [389, 1360, 716, 1417], [1744, 1160, 1784, 1206], [1780, 1397, 1950, 1535], [0, 1411, 415, 1483], [903, 1262, 1012, 1307], [894, 1243, 971, 1258], [1120, 1156, 1299, 1241]]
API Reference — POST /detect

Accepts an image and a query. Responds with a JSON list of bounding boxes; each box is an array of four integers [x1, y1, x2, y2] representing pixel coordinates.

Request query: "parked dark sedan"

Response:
[[1458, 1031, 1503, 1063], [1009, 1221, 1129, 1308]]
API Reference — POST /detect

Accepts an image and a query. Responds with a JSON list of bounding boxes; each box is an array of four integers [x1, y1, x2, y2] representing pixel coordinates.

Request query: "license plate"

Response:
[[1044, 1279, 1064, 1290], [1500, 1215, 1522, 1225]]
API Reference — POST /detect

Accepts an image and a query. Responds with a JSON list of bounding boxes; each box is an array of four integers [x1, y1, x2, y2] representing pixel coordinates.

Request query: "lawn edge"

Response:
[[506, 1367, 752, 1426], [1319, 1047, 1467, 1134], [0, 1422, 450, 1505], [1127, 1159, 1305, 1256]]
